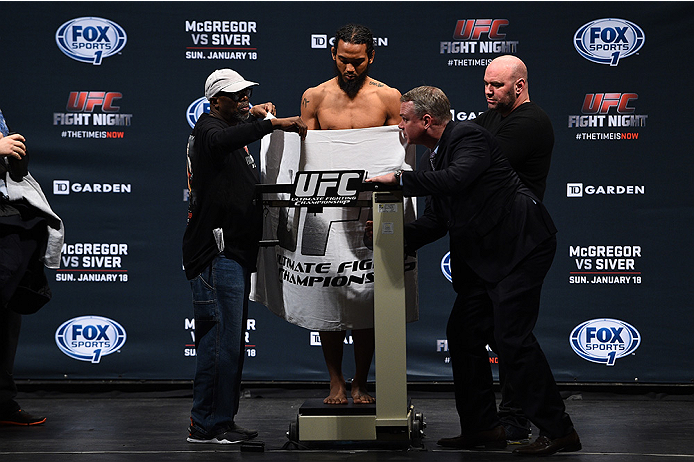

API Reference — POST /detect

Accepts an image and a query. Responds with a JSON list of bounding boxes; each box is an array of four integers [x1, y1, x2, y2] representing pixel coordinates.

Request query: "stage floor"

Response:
[[1, 386, 692, 461]]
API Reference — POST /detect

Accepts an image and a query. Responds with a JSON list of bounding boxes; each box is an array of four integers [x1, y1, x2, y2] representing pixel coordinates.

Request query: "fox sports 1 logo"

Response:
[[55, 315, 127, 363], [570, 318, 640, 366], [187, 97, 210, 128], [56, 17, 127, 65], [574, 18, 644, 66], [440, 252, 452, 282]]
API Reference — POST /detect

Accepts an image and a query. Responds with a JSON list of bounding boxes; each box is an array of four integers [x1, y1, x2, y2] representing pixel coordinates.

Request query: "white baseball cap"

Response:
[[204, 69, 258, 100]]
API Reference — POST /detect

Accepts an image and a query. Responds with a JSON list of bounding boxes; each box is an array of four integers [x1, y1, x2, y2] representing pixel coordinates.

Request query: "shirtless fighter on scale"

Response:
[[300, 23, 401, 405]]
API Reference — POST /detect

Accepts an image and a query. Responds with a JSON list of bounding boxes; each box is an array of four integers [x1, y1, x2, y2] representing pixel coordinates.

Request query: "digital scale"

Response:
[[257, 175, 424, 448]]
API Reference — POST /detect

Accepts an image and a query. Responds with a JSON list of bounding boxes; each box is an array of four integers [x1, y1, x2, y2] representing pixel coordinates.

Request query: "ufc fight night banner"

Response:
[[2, 2, 691, 385]]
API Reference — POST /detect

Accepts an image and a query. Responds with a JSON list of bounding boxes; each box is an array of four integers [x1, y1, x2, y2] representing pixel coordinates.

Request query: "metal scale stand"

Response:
[[257, 174, 424, 448]]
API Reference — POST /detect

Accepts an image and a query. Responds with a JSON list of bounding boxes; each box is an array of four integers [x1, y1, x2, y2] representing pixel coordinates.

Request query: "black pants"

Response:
[[497, 363, 529, 431], [0, 216, 41, 415], [0, 308, 21, 415], [447, 236, 574, 439]]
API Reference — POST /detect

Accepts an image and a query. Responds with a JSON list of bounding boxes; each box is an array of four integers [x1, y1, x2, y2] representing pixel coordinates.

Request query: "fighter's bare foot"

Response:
[[324, 383, 349, 405], [351, 387, 375, 404]]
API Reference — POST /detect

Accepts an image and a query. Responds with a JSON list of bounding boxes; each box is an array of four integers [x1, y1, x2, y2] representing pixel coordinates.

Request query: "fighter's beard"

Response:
[[335, 62, 370, 99]]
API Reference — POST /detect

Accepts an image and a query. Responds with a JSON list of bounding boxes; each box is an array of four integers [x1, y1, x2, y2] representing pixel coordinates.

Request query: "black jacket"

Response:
[[182, 113, 273, 279], [402, 121, 557, 284]]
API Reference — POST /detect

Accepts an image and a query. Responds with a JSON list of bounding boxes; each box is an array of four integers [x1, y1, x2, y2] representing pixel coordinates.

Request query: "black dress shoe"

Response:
[[437, 425, 507, 449], [512, 429, 581, 456]]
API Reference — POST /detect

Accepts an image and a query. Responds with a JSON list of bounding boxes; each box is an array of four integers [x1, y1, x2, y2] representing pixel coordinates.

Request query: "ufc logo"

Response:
[[582, 93, 637, 114], [279, 206, 366, 256], [453, 19, 508, 40], [292, 171, 363, 199], [282, 171, 365, 256], [67, 91, 122, 113]]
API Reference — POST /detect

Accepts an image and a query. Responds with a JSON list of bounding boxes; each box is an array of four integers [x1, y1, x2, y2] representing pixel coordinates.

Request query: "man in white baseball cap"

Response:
[[204, 68, 259, 100], [184, 68, 306, 444]]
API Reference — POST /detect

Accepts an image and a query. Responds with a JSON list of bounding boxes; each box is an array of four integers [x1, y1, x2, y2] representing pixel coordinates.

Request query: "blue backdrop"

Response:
[[2, 1, 692, 384]]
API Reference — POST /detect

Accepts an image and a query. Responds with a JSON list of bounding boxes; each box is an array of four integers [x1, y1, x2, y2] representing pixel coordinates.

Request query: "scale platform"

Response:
[[299, 398, 377, 416], [289, 398, 421, 447]]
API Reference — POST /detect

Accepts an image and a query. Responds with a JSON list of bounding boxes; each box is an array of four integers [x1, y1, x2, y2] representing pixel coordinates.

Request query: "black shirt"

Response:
[[475, 101, 554, 201], [182, 113, 273, 279]]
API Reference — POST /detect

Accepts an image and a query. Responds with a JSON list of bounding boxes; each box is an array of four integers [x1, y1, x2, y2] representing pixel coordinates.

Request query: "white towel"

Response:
[[251, 125, 418, 331]]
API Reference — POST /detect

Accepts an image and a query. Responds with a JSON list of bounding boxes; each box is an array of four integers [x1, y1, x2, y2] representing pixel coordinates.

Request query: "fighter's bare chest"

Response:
[[317, 96, 388, 129]]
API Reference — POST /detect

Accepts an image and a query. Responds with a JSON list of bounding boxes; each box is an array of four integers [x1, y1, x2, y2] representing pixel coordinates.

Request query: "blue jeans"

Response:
[[190, 254, 249, 436]]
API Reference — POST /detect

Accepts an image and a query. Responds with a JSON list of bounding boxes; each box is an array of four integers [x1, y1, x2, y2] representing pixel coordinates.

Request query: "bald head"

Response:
[[483, 55, 530, 116], [488, 55, 527, 81]]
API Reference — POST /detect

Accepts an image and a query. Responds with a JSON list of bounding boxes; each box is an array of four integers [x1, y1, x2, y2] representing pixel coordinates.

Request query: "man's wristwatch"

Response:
[[394, 169, 403, 184]]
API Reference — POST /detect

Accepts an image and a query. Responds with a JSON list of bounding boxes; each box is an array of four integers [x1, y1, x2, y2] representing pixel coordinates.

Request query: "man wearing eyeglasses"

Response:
[[183, 68, 306, 444]]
